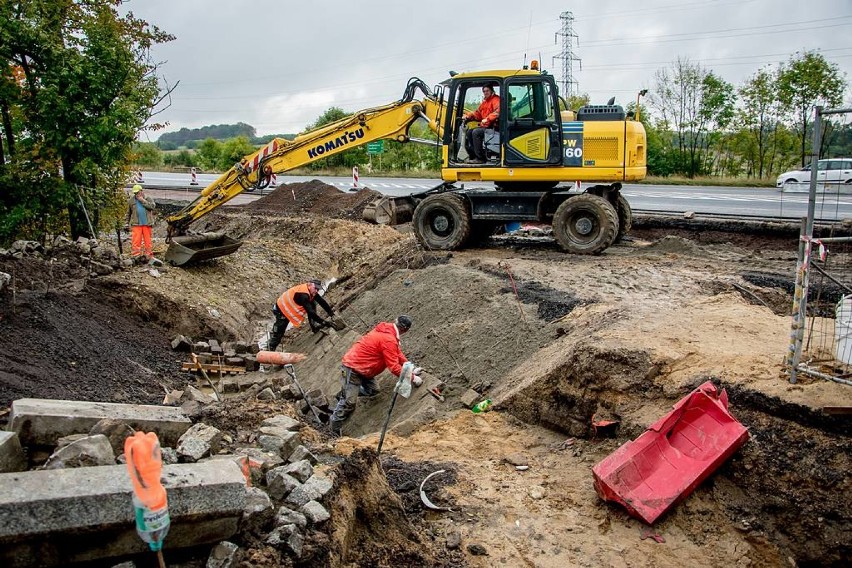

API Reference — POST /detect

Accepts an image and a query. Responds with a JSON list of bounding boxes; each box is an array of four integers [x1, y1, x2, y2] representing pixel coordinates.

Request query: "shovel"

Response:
[[377, 362, 415, 454]]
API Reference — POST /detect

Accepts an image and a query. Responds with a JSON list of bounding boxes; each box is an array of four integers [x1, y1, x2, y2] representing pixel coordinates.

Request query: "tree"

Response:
[[650, 58, 736, 177], [778, 51, 846, 167], [131, 142, 162, 169], [196, 138, 222, 170], [218, 136, 256, 170], [0, 1, 173, 241]]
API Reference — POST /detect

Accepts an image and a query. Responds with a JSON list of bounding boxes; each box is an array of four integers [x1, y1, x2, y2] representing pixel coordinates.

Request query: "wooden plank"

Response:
[[822, 406, 852, 416], [182, 362, 245, 374]]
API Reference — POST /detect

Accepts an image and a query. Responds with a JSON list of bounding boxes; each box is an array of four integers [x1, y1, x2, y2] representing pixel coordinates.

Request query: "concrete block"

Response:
[[234, 448, 283, 473], [266, 524, 303, 558], [287, 445, 318, 466], [9, 399, 191, 448], [0, 461, 246, 567], [206, 540, 240, 568], [265, 468, 300, 501], [256, 387, 276, 401], [0, 432, 26, 473], [275, 506, 306, 530], [283, 460, 313, 483], [180, 385, 216, 406], [301, 500, 330, 525], [258, 430, 301, 459], [89, 418, 135, 456], [177, 423, 222, 462], [286, 474, 333, 508], [193, 341, 211, 353], [171, 335, 193, 352], [261, 415, 301, 432], [206, 541, 239, 568], [460, 389, 481, 409], [241, 487, 274, 536], [208, 339, 223, 355], [243, 356, 259, 372], [43, 434, 115, 469]]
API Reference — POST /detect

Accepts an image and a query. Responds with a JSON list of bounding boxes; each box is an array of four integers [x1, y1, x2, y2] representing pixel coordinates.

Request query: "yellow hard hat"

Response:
[[132, 184, 142, 193]]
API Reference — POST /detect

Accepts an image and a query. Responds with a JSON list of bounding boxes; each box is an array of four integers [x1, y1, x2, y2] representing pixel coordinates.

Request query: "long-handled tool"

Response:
[[190, 352, 221, 401], [377, 362, 415, 454], [283, 364, 323, 425]]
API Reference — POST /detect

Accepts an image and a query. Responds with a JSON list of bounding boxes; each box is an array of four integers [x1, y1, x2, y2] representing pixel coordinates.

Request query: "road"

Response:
[[139, 171, 852, 221]]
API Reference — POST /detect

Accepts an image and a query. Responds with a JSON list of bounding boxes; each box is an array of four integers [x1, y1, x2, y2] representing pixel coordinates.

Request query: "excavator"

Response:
[[165, 61, 646, 266]]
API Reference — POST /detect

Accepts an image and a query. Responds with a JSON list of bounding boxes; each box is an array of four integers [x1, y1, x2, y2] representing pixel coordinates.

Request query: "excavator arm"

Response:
[[166, 78, 444, 236]]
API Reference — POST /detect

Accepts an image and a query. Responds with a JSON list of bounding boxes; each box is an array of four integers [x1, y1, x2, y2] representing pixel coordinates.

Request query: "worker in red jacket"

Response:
[[329, 315, 421, 435], [462, 82, 500, 164]]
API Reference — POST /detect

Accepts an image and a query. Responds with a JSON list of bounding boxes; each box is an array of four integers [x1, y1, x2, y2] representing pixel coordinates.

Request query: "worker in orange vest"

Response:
[[267, 279, 335, 352]]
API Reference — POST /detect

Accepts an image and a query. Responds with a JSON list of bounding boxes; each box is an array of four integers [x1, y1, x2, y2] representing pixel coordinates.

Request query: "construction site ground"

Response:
[[0, 180, 849, 567]]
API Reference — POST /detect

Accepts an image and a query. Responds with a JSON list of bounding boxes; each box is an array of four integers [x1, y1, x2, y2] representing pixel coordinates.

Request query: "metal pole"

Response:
[[376, 390, 399, 454], [788, 107, 823, 383]]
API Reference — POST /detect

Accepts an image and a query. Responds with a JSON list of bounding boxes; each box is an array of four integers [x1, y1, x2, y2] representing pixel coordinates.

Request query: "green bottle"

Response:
[[471, 399, 492, 413]]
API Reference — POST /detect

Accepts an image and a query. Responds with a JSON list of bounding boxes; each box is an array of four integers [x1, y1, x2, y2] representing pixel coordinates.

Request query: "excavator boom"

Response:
[[165, 79, 442, 264]]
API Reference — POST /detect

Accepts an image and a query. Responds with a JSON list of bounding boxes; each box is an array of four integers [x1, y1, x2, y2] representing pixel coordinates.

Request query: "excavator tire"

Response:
[[613, 193, 633, 244], [552, 194, 618, 255], [413, 193, 471, 250]]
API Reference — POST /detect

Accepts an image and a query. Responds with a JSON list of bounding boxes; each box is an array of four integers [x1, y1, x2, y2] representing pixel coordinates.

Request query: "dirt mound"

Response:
[[320, 448, 452, 567], [0, 285, 182, 409], [243, 180, 382, 221]]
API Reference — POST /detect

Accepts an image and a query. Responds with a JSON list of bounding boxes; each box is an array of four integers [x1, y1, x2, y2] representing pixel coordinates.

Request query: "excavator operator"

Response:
[[462, 82, 500, 164], [267, 279, 335, 352]]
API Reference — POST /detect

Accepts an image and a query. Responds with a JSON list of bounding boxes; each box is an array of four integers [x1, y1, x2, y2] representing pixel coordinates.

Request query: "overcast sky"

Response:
[[121, 0, 852, 140]]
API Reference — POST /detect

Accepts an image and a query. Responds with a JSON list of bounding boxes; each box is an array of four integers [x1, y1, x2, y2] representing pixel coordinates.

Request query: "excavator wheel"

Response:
[[413, 193, 471, 250], [613, 193, 633, 244], [552, 194, 618, 255]]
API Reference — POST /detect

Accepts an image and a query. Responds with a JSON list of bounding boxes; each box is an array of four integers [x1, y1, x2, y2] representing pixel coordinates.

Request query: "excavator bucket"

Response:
[[592, 381, 749, 525], [164, 233, 243, 266], [362, 196, 415, 225]]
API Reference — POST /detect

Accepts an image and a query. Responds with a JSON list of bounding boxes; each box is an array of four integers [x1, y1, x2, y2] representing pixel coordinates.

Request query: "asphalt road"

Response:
[[139, 171, 852, 221]]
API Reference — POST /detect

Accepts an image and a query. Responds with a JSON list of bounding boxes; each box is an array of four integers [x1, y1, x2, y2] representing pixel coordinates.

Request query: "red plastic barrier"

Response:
[[592, 381, 749, 524]]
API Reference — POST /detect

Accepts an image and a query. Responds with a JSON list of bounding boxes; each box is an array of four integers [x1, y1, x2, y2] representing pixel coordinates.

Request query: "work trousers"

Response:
[[464, 127, 491, 161], [131, 225, 153, 258], [267, 305, 293, 352], [330, 366, 379, 425]]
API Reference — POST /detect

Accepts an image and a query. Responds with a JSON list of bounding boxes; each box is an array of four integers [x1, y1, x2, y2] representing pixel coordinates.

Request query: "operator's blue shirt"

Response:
[[135, 199, 149, 225]]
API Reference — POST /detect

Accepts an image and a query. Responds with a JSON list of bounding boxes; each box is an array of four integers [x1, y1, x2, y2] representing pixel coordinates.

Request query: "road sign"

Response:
[[367, 140, 385, 155]]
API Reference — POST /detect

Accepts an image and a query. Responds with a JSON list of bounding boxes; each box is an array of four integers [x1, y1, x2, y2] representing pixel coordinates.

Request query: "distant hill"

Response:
[[156, 123, 295, 148]]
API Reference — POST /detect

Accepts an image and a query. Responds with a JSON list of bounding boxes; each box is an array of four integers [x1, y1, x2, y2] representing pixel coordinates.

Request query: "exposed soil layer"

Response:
[[2, 182, 850, 567], [0, 281, 183, 409]]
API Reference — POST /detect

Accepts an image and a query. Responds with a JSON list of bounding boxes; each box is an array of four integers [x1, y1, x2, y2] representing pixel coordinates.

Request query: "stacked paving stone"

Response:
[[172, 335, 261, 373]]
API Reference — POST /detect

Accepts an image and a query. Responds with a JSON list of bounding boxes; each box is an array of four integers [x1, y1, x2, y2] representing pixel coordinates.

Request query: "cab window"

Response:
[[507, 82, 555, 121]]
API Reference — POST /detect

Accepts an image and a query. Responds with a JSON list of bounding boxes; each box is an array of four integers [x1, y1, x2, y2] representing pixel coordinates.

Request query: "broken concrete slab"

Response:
[[43, 434, 115, 469], [180, 385, 216, 406], [257, 387, 276, 401], [89, 418, 135, 456], [9, 399, 191, 448], [0, 461, 246, 568], [0, 432, 26, 473], [275, 506, 307, 530], [171, 335, 193, 352], [177, 423, 222, 462], [266, 524, 303, 558], [257, 430, 301, 459]]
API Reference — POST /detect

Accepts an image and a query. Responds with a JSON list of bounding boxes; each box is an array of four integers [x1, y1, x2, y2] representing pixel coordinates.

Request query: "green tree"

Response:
[[131, 142, 162, 169], [304, 107, 352, 170], [778, 51, 846, 167], [650, 58, 736, 177], [196, 138, 222, 170], [0, 0, 173, 241], [218, 136, 256, 170]]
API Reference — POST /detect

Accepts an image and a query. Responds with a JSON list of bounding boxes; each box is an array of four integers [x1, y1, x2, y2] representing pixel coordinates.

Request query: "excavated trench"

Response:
[[3, 194, 850, 566]]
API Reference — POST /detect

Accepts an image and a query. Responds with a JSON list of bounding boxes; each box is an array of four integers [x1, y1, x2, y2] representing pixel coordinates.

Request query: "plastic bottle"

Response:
[[125, 432, 170, 551], [471, 399, 493, 413]]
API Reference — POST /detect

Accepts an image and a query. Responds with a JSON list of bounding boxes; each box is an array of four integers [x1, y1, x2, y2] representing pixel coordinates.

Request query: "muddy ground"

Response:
[[0, 181, 850, 567]]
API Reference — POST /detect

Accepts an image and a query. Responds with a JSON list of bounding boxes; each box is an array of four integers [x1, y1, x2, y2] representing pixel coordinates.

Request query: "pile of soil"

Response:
[[243, 180, 382, 221], [0, 278, 183, 409]]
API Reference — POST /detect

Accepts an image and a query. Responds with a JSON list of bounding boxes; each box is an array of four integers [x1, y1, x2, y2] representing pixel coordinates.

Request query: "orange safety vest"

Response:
[[276, 283, 315, 327]]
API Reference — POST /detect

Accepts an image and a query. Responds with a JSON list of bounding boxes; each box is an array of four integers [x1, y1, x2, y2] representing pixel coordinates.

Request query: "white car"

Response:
[[776, 158, 852, 187]]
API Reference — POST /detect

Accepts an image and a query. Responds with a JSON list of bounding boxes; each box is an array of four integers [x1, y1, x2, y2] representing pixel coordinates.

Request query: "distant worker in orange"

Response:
[[462, 82, 500, 164], [329, 315, 422, 435], [125, 184, 157, 263], [267, 279, 335, 352]]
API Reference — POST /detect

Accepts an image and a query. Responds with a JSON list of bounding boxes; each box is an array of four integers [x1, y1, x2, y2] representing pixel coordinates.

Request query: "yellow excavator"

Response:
[[165, 62, 646, 265]]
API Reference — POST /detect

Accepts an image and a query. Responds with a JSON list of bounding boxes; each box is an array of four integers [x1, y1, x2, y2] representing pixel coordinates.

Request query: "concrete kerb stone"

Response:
[[261, 415, 301, 431], [283, 460, 313, 483], [285, 474, 333, 508], [176, 423, 222, 462], [9, 399, 191, 448], [301, 500, 330, 525], [0, 461, 246, 568], [0, 432, 26, 473]]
